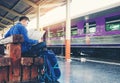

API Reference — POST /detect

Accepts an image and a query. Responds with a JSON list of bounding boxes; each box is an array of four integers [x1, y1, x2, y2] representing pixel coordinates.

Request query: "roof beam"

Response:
[[22, 0, 38, 8], [22, 0, 54, 8], [0, 22, 7, 28], [0, 5, 22, 16], [0, 16, 13, 24], [40, 3, 65, 8]]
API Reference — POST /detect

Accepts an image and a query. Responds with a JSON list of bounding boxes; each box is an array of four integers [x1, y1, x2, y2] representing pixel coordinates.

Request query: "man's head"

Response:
[[19, 16, 30, 27]]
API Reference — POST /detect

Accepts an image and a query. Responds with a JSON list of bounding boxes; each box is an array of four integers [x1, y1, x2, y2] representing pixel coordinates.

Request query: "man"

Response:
[[4, 16, 45, 56], [4, 16, 60, 82]]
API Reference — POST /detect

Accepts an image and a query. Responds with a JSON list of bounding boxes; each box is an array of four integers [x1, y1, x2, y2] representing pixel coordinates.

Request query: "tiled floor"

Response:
[[58, 58, 120, 83]]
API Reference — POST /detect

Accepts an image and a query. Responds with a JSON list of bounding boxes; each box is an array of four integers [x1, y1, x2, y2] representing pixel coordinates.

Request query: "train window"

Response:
[[57, 32, 61, 37], [84, 21, 96, 34], [71, 26, 78, 36], [57, 31, 64, 37], [105, 15, 120, 31], [49, 32, 57, 38], [50, 32, 53, 38]]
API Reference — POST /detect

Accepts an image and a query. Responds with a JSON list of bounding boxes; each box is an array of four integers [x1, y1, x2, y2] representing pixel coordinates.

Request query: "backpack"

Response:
[[38, 50, 61, 83]]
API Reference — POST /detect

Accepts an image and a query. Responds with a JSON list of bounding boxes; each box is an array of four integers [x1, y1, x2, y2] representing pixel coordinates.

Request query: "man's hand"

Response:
[[38, 38, 43, 43]]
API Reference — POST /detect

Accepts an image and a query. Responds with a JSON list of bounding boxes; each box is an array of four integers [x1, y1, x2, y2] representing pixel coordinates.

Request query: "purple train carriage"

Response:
[[43, 6, 120, 61]]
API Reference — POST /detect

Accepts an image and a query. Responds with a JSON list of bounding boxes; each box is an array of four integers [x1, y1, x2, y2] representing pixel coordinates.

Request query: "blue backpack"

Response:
[[39, 50, 61, 83]]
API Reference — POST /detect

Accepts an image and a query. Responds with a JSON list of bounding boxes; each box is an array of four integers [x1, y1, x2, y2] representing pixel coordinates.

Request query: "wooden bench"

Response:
[[0, 35, 44, 83]]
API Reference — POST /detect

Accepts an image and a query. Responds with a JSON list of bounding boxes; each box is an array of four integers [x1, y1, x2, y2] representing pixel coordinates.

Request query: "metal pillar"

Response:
[[37, 5, 40, 31], [85, 16, 89, 34], [48, 27, 50, 38], [47, 27, 50, 45], [65, 0, 71, 61], [85, 16, 90, 44], [86, 23, 89, 34]]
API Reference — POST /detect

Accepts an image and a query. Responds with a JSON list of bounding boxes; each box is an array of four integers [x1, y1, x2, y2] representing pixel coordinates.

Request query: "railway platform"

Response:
[[57, 57, 120, 83]]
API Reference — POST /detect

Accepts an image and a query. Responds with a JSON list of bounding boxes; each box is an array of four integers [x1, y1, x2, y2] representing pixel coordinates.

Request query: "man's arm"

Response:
[[19, 25, 38, 45]]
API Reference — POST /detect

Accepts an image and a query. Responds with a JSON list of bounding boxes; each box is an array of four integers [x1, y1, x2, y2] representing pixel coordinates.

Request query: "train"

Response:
[[43, 6, 120, 61]]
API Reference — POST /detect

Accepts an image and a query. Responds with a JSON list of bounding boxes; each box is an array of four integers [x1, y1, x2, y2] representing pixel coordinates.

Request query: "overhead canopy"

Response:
[[0, 0, 67, 30]]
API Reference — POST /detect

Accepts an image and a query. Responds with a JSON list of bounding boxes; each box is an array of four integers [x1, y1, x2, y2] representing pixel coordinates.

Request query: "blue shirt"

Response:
[[4, 23, 38, 53]]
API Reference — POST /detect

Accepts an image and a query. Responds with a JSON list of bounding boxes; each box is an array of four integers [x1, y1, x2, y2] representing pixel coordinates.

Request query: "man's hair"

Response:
[[19, 16, 30, 21]]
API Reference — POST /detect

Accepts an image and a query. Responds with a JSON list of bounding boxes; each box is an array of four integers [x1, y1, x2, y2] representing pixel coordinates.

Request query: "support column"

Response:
[[65, 0, 71, 61], [47, 27, 50, 45], [85, 16, 90, 44], [37, 5, 40, 31]]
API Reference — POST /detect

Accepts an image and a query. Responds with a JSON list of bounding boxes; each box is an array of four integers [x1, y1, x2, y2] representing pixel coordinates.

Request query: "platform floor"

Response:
[[58, 58, 120, 83]]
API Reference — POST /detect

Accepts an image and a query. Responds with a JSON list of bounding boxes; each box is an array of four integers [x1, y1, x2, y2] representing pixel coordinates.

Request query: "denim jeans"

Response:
[[22, 42, 46, 57]]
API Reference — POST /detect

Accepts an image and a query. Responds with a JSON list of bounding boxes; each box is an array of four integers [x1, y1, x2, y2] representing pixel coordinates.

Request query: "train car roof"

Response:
[[73, 6, 120, 22], [43, 5, 120, 30], [0, 0, 67, 30]]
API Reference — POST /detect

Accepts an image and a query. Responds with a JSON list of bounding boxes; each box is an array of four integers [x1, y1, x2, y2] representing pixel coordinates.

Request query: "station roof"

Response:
[[0, 0, 66, 30]]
